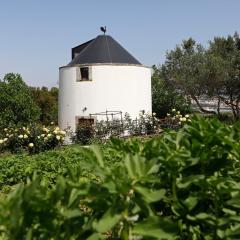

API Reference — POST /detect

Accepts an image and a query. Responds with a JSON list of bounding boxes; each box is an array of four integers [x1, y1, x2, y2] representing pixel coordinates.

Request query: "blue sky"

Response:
[[0, 0, 239, 87]]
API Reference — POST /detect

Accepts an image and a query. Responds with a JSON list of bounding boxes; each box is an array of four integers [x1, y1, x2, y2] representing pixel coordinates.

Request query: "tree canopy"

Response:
[[152, 65, 191, 118], [31, 87, 58, 124], [154, 32, 240, 120], [0, 73, 40, 129]]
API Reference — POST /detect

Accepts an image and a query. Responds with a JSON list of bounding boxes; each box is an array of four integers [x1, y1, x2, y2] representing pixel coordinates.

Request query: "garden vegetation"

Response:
[[0, 116, 240, 239]]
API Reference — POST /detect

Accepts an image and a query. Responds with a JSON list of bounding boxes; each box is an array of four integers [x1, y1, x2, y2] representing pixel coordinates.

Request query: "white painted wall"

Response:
[[59, 65, 152, 132], [58, 67, 76, 131]]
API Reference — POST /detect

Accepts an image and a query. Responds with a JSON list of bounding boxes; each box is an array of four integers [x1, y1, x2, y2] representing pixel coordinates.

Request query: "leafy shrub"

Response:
[[72, 122, 94, 145], [159, 108, 191, 129], [1, 116, 240, 239], [94, 119, 123, 139], [0, 124, 66, 154], [123, 112, 159, 135], [94, 112, 160, 141], [152, 66, 191, 118]]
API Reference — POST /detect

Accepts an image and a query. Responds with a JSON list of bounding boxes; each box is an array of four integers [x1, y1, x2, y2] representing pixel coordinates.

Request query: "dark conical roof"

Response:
[[68, 35, 142, 66]]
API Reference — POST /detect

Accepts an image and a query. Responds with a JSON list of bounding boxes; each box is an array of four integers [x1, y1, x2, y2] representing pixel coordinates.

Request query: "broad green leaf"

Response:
[[134, 186, 165, 203], [132, 216, 178, 239], [183, 196, 198, 211], [124, 155, 135, 179], [91, 145, 104, 168], [93, 207, 122, 233], [176, 129, 185, 149], [68, 188, 81, 207], [227, 197, 240, 209], [177, 175, 205, 189], [62, 209, 82, 219], [222, 208, 237, 215], [87, 233, 105, 240]]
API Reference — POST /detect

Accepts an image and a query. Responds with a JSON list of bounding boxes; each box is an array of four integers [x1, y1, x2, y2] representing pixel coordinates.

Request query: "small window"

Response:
[[76, 67, 92, 81], [80, 67, 89, 80]]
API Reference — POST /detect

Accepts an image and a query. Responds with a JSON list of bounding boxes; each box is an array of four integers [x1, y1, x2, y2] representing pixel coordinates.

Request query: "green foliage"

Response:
[[72, 122, 94, 145], [0, 146, 92, 189], [152, 66, 191, 118], [31, 87, 58, 124], [123, 112, 159, 136], [208, 32, 240, 119], [160, 32, 240, 119], [1, 117, 240, 239], [0, 73, 40, 129], [0, 125, 65, 154]]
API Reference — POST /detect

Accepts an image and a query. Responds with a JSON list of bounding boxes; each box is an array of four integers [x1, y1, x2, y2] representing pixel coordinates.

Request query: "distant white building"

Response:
[[59, 33, 151, 132]]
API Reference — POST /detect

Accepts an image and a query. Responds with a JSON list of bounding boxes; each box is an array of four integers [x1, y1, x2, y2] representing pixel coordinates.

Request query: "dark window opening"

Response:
[[80, 67, 89, 80], [78, 118, 94, 125]]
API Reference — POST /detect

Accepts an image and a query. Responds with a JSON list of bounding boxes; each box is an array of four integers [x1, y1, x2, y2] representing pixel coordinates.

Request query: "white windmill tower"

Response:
[[59, 28, 152, 132]]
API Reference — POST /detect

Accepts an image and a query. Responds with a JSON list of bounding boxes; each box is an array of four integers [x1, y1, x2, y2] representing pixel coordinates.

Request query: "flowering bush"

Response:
[[123, 111, 160, 135], [93, 112, 161, 141], [163, 109, 191, 129], [0, 124, 66, 154]]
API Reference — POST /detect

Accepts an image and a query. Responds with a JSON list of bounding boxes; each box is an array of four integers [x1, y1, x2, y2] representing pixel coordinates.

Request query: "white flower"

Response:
[[41, 134, 45, 137], [167, 113, 170, 116], [60, 130, 66, 135], [56, 135, 61, 140], [185, 114, 190, 118], [3, 138, 8, 142], [47, 133, 52, 137], [172, 109, 176, 112], [23, 134, 28, 139], [37, 136, 41, 139], [153, 112, 156, 116], [180, 117, 187, 122], [0, 139, 4, 144], [18, 135, 24, 139], [177, 111, 180, 114], [4, 128, 8, 132], [43, 127, 49, 133], [29, 143, 34, 148], [51, 122, 54, 125], [54, 127, 60, 131]]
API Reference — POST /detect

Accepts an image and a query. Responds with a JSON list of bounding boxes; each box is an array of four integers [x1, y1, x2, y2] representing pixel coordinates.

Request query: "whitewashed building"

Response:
[[59, 33, 151, 131]]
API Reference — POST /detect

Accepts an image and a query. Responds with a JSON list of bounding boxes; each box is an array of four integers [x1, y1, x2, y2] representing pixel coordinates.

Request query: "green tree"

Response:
[[152, 65, 191, 118], [161, 38, 218, 114], [208, 32, 240, 120], [160, 33, 240, 119], [31, 87, 58, 124], [0, 73, 40, 129]]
